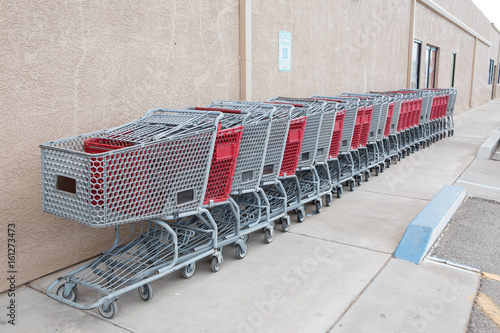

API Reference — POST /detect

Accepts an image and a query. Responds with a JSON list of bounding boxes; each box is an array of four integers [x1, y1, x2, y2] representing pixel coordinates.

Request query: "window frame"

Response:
[[450, 52, 457, 88], [410, 40, 422, 89], [425, 45, 438, 89]]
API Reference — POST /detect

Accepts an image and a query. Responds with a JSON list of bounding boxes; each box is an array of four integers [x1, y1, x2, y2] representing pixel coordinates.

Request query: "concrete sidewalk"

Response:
[[2, 99, 500, 333]]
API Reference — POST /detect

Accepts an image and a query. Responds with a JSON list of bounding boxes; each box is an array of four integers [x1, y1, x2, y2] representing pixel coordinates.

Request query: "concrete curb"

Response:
[[477, 130, 500, 159], [393, 185, 466, 264]]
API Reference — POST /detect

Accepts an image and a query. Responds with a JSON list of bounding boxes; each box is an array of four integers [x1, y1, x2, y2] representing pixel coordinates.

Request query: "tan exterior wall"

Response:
[[0, 0, 499, 292], [252, 0, 410, 100], [0, 0, 240, 292]]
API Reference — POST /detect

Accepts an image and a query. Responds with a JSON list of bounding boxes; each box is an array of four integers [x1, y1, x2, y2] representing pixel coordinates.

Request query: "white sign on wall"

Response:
[[279, 31, 292, 71]]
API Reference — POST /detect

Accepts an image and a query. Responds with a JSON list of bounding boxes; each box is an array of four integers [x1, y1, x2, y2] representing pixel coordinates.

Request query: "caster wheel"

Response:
[[242, 234, 249, 243], [210, 255, 223, 272], [181, 262, 196, 279], [374, 167, 379, 176], [451, 129, 454, 136], [356, 176, 362, 186], [57, 284, 79, 302], [336, 187, 343, 198], [325, 195, 332, 207], [98, 300, 118, 319], [380, 164, 385, 173], [297, 209, 305, 223], [386, 159, 391, 168], [364, 171, 370, 182], [235, 243, 248, 259], [315, 200, 322, 214], [402, 151, 406, 158], [138, 283, 153, 301], [349, 180, 355, 191], [281, 216, 290, 232], [264, 228, 274, 244], [398, 154, 402, 161]]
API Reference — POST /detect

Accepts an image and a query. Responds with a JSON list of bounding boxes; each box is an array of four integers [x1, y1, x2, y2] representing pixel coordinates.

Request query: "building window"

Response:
[[488, 59, 494, 85], [425, 45, 438, 88], [450, 52, 456, 87], [410, 40, 422, 89]]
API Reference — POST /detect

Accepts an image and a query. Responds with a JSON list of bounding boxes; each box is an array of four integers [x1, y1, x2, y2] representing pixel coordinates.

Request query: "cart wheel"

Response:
[[398, 153, 402, 161], [242, 234, 249, 244], [336, 187, 343, 198], [411, 146, 415, 154], [349, 180, 355, 191], [451, 129, 454, 136], [364, 171, 370, 182], [380, 164, 385, 173], [98, 300, 118, 319], [235, 243, 248, 259], [402, 151, 406, 158], [386, 159, 391, 168], [325, 195, 332, 207], [281, 216, 290, 232], [210, 255, 223, 272], [315, 200, 322, 214], [297, 209, 305, 223], [264, 228, 274, 244], [138, 283, 153, 301], [415, 144, 420, 152], [374, 167, 379, 176], [356, 175, 362, 186], [181, 262, 196, 279], [57, 284, 79, 302]]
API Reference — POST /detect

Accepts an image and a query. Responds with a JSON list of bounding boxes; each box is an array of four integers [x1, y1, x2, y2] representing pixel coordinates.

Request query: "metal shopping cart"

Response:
[[340, 93, 386, 180], [267, 97, 326, 222], [179, 102, 276, 260], [312, 96, 361, 194], [43, 109, 238, 318]]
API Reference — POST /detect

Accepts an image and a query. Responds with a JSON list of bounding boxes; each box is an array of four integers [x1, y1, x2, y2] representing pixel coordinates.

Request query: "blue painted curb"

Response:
[[394, 185, 466, 264]]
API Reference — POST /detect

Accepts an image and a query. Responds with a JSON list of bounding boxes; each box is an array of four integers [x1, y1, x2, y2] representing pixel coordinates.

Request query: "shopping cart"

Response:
[[182, 102, 276, 260], [267, 97, 325, 222], [43, 109, 236, 318], [400, 89, 434, 148], [424, 88, 451, 142], [340, 93, 385, 180], [312, 96, 361, 193], [446, 88, 457, 137]]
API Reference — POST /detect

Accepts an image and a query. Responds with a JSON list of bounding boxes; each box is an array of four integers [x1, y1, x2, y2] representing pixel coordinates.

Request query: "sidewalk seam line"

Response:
[[356, 189, 431, 202], [25, 285, 137, 333], [289, 232, 392, 255], [324, 255, 392, 332]]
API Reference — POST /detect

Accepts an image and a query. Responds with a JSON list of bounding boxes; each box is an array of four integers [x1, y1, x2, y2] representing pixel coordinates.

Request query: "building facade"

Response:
[[1, 0, 499, 292]]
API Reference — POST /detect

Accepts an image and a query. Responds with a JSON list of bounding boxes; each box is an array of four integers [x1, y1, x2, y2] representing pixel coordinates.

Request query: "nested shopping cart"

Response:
[[401, 89, 434, 148], [43, 109, 239, 318], [312, 96, 360, 193], [424, 88, 452, 142], [267, 97, 326, 222], [446, 88, 457, 137], [179, 102, 275, 260], [340, 93, 386, 180]]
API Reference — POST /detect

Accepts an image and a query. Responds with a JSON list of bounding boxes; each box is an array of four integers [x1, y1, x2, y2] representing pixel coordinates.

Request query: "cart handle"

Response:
[[195, 107, 245, 114], [264, 101, 304, 107]]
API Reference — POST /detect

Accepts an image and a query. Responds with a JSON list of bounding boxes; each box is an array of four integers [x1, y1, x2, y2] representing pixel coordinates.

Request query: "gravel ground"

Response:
[[468, 279, 500, 333], [430, 197, 500, 275], [430, 197, 500, 333]]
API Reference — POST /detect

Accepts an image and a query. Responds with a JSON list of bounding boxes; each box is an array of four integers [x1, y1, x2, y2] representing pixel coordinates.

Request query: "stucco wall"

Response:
[[414, 2, 478, 113], [1, 0, 499, 293], [252, 0, 410, 100], [0, 0, 239, 292]]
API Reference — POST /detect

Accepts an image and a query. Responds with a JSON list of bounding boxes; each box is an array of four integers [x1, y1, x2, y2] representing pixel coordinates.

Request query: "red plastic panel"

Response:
[[351, 107, 364, 149], [328, 110, 346, 159], [203, 126, 243, 204], [279, 117, 307, 176], [359, 106, 373, 147], [384, 102, 394, 137]]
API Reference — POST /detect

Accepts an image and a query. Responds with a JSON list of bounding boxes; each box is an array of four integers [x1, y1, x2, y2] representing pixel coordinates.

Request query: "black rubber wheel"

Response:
[[181, 262, 196, 279], [315, 200, 322, 214], [349, 180, 355, 191], [325, 195, 332, 207], [297, 209, 305, 223], [264, 228, 274, 244], [138, 283, 153, 301], [98, 300, 118, 319], [281, 217, 290, 232], [336, 187, 343, 198], [356, 176, 362, 186], [210, 255, 223, 272], [57, 284, 79, 302], [235, 243, 248, 259], [364, 171, 370, 182]]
